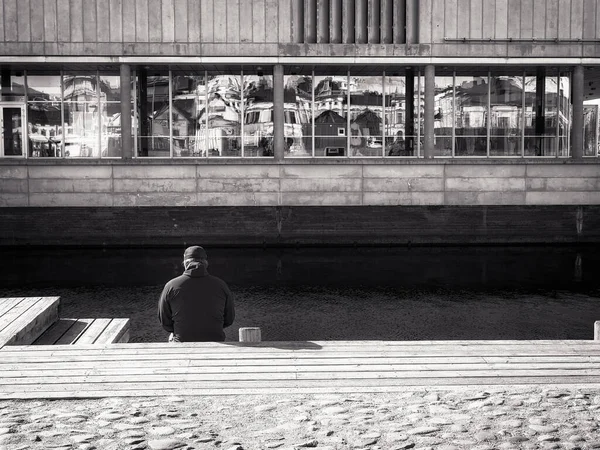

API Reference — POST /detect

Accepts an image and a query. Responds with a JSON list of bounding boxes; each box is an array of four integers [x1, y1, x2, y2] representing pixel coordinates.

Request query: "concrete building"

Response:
[[1, 0, 600, 246]]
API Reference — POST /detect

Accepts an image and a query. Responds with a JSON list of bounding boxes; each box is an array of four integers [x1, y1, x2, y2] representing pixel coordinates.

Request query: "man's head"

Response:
[[183, 245, 208, 270]]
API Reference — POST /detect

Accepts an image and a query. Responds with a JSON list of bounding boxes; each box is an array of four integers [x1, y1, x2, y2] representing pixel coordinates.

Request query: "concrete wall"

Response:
[[2, 161, 600, 207]]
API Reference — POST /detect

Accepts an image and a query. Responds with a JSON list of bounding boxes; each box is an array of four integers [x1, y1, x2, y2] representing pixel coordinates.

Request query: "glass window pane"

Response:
[[524, 71, 558, 157], [455, 75, 488, 156], [172, 74, 206, 157], [99, 75, 121, 101], [434, 76, 454, 157], [558, 75, 571, 157], [583, 104, 599, 157], [1, 73, 25, 101], [63, 74, 100, 103], [28, 103, 62, 157], [137, 73, 170, 157], [3, 107, 24, 156], [314, 75, 348, 157], [284, 75, 312, 157], [26, 75, 61, 101], [490, 74, 524, 157], [349, 74, 383, 157], [385, 74, 418, 157], [63, 102, 100, 157], [243, 73, 272, 157]]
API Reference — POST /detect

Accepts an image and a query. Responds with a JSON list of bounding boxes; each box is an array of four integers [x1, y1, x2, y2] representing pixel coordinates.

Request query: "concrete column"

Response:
[[120, 64, 133, 159], [342, 0, 355, 43], [330, 0, 342, 43], [381, 0, 393, 44], [423, 65, 435, 158], [305, 0, 317, 43], [368, 0, 380, 43], [571, 65, 584, 159], [292, 0, 304, 42], [405, 0, 416, 44], [273, 64, 285, 161]]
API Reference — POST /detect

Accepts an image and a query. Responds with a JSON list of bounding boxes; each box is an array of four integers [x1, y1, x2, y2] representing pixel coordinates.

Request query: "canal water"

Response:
[[1, 246, 599, 343]]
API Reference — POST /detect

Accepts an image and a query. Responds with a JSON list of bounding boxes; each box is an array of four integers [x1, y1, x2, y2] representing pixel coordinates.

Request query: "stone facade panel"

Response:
[[281, 192, 362, 206], [29, 193, 113, 207], [446, 177, 526, 192], [196, 178, 280, 192], [526, 165, 600, 178], [113, 179, 197, 193], [113, 193, 197, 207], [281, 165, 362, 179], [196, 165, 280, 179], [444, 165, 526, 178], [363, 177, 444, 192], [0, 166, 27, 179], [280, 178, 361, 192], [29, 179, 112, 193], [362, 192, 444, 205], [0, 193, 28, 206], [363, 165, 444, 178], [28, 165, 112, 179], [526, 191, 600, 205], [446, 191, 526, 205], [197, 193, 279, 206], [112, 165, 196, 179], [0, 179, 28, 193]]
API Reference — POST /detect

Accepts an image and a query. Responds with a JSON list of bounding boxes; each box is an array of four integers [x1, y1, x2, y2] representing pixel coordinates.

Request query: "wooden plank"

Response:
[[95, 318, 130, 344], [239, 0, 253, 42], [495, 0, 508, 39], [33, 319, 77, 345], [226, 0, 240, 43], [148, 0, 162, 42], [532, 0, 546, 38], [17, 0, 31, 42], [583, 0, 597, 40], [252, 0, 266, 42], [96, 0, 110, 42], [174, 0, 188, 42], [54, 319, 93, 345], [162, 0, 174, 42], [109, 0, 123, 42], [430, 0, 445, 42], [4, 0, 17, 41], [0, 298, 23, 318], [213, 0, 226, 42], [265, 0, 279, 43], [75, 318, 112, 344], [558, 0, 571, 40], [570, 0, 584, 39], [445, 0, 458, 39], [0, 298, 59, 347], [82, 0, 97, 42], [0, 298, 42, 335], [70, 0, 83, 42], [520, 0, 533, 39], [135, 0, 149, 42], [546, 0, 559, 39], [30, 0, 45, 41], [187, 0, 200, 41]]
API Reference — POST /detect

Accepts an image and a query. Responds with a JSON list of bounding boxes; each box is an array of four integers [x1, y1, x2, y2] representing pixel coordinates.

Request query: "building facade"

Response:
[[1, 0, 600, 245]]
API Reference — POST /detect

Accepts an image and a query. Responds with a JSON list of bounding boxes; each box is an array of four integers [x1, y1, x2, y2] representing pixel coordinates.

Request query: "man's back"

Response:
[[158, 263, 235, 342]]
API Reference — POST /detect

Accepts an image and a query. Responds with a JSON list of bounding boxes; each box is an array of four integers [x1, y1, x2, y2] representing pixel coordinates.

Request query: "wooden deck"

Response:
[[0, 297, 59, 347], [1, 340, 600, 399], [32, 318, 130, 345]]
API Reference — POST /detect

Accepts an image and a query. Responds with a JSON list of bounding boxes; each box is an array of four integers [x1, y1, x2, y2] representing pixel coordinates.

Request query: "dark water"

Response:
[[2, 246, 600, 342]]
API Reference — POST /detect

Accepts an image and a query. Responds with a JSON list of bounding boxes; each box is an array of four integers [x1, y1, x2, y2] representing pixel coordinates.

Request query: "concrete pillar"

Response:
[[405, 0, 416, 44], [330, 0, 342, 43], [423, 65, 435, 158], [368, 0, 380, 43], [405, 69, 415, 154], [273, 64, 285, 161], [381, 0, 393, 44], [292, 0, 304, 42], [355, 0, 367, 43], [120, 64, 133, 159], [571, 65, 584, 159]]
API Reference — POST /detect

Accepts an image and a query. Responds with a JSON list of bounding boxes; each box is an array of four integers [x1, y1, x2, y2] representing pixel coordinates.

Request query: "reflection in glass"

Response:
[[27, 102, 61, 157], [284, 75, 312, 157], [103, 101, 135, 158], [3, 107, 23, 156], [314, 75, 348, 156], [243, 74, 272, 157], [490, 75, 524, 156], [558, 75, 571, 157], [455, 76, 488, 156], [1, 74, 25, 101], [434, 76, 453, 156], [26, 75, 61, 101], [349, 75, 383, 157], [524, 74, 558, 157], [384, 75, 417, 157], [63, 74, 101, 103], [584, 105, 599, 157], [137, 74, 169, 157], [205, 74, 241, 157], [63, 102, 99, 157], [172, 75, 206, 157]]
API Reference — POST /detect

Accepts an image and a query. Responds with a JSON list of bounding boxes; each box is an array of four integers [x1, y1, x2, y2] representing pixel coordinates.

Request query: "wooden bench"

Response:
[[33, 318, 130, 345], [0, 297, 60, 348]]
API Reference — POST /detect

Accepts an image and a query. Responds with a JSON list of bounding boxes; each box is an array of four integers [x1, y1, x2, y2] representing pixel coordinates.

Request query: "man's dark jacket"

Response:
[[158, 264, 235, 342]]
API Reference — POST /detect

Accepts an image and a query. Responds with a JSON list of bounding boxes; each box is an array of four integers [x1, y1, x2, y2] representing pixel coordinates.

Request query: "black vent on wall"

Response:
[[292, 0, 413, 44]]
